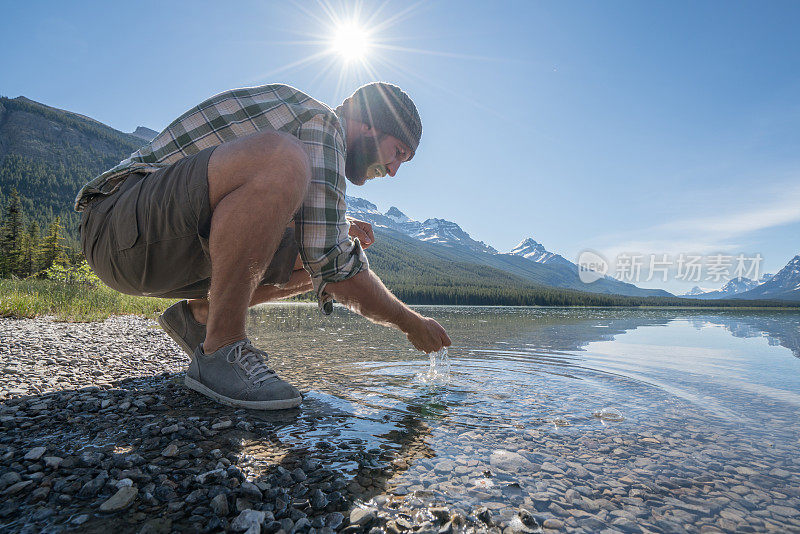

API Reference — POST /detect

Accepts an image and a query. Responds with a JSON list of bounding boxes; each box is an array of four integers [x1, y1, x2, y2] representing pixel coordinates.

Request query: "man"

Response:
[[75, 82, 451, 410]]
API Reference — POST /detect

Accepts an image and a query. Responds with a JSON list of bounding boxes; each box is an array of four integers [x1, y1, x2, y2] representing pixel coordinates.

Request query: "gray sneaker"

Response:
[[158, 300, 206, 356], [185, 339, 302, 410]]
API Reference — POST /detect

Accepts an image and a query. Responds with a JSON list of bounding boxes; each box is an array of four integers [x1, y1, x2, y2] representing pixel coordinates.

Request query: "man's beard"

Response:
[[345, 135, 382, 186]]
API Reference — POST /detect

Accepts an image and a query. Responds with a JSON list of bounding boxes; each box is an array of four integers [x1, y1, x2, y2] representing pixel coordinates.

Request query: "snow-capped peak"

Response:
[[683, 286, 712, 296], [345, 195, 381, 216], [345, 196, 497, 255], [509, 237, 557, 263], [718, 277, 760, 295], [385, 206, 412, 224], [510, 238, 543, 253], [507, 237, 574, 268], [763, 254, 800, 292], [413, 219, 498, 254]]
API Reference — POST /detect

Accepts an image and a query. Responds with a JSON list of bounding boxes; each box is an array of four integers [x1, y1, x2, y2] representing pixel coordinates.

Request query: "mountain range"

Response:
[[1, 94, 798, 302], [346, 197, 671, 297], [685, 273, 774, 300], [683, 259, 800, 302], [735, 256, 800, 301]]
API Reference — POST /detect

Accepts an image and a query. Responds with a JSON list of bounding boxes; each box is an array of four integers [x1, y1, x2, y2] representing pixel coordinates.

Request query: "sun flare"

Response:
[[254, 1, 498, 101], [331, 22, 370, 61]]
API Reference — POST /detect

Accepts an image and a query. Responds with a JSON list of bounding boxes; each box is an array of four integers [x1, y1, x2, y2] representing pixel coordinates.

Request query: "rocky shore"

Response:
[[2, 315, 800, 534], [0, 316, 536, 533], [1, 316, 379, 533]]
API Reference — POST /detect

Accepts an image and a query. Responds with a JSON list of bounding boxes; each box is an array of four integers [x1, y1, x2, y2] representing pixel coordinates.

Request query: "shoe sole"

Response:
[[157, 312, 194, 357], [184, 376, 302, 410]]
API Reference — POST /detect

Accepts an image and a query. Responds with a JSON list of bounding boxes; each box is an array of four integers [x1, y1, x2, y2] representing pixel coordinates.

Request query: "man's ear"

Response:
[[345, 117, 373, 137]]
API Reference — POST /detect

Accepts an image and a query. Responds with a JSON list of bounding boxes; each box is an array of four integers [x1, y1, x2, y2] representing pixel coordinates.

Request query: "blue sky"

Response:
[[2, 1, 799, 293]]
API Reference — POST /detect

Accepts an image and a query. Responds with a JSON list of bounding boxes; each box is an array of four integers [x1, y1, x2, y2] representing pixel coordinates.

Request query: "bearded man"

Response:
[[75, 82, 451, 410]]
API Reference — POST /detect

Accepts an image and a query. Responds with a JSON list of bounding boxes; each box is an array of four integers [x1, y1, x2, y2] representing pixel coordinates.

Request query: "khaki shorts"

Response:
[[80, 147, 299, 299]]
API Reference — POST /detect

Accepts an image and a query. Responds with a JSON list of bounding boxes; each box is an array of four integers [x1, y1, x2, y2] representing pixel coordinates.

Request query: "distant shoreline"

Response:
[[2, 279, 797, 323]]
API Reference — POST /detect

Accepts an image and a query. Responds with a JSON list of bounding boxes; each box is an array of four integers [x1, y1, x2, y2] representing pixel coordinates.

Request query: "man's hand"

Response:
[[347, 217, 374, 248], [326, 269, 452, 353], [406, 316, 452, 353]]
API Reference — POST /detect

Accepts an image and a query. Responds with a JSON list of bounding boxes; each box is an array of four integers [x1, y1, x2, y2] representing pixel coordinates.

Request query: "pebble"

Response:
[[767, 504, 799, 517], [212, 420, 233, 430], [489, 450, 535, 472], [350, 507, 377, 527], [4, 480, 34, 495], [160, 444, 179, 457], [326, 511, 345, 529], [311, 488, 329, 510], [24, 447, 46, 461], [210, 494, 229, 516], [239, 481, 263, 501], [434, 460, 456, 473], [99, 486, 138, 512], [43, 456, 63, 469], [542, 518, 563, 529], [138, 518, 172, 534], [231, 509, 266, 532], [78, 472, 108, 498], [540, 462, 564, 474], [71, 513, 90, 525]]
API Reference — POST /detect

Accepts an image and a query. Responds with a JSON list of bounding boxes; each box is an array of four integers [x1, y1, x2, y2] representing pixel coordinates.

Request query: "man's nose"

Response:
[[387, 161, 400, 177]]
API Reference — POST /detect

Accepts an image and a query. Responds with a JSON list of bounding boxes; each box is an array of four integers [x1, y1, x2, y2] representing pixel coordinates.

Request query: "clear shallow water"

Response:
[[244, 305, 800, 531]]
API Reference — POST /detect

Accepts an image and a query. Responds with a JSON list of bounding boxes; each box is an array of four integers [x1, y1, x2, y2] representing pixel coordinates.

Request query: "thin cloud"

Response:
[[657, 190, 800, 237], [598, 184, 800, 258]]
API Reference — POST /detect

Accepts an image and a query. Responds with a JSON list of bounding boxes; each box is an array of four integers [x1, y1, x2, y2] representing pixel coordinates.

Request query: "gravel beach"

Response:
[[2, 314, 800, 534], [0, 316, 388, 533], [1, 315, 506, 534]]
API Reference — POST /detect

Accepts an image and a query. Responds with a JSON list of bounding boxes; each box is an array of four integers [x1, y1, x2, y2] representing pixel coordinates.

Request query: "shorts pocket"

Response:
[[111, 180, 143, 251]]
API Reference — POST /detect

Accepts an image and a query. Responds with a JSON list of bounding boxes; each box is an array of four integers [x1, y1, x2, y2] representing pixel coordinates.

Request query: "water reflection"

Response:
[[5, 306, 799, 533], [245, 305, 800, 529], [690, 313, 800, 358], [248, 307, 800, 437]]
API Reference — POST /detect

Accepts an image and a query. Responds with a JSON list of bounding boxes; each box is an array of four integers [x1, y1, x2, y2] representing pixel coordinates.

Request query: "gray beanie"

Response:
[[341, 82, 422, 160]]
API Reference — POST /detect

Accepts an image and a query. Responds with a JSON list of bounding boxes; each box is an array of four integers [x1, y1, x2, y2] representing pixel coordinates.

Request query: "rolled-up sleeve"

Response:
[[294, 113, 369, 312]]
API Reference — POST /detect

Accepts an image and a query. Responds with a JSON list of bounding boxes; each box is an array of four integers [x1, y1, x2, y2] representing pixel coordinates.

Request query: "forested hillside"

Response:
[[0, 96, 145, 238], [365, 228, 797, 307]]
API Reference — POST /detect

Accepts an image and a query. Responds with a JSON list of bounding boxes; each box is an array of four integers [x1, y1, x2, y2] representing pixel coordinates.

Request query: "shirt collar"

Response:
[[333, 107, 348, 151]]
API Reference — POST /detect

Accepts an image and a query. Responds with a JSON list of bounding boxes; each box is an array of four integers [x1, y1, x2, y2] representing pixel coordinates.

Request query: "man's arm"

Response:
[[326, 269, 451, 353], [292, 114, 449, 351]]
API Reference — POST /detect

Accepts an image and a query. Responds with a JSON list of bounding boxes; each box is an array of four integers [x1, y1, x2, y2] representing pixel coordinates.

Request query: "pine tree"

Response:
[[39, 216, 67, 271], [22, 221, 41, 276], [0, 189, 24, 277]]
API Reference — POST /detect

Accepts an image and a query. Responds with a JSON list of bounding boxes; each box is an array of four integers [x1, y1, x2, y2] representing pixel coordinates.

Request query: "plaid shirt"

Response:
[[74, 84, 368, 306]]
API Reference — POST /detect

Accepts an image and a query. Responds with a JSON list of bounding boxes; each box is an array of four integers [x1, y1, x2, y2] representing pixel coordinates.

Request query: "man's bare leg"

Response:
[[202, 131, 310, 354], [187, 264, 312, 325]]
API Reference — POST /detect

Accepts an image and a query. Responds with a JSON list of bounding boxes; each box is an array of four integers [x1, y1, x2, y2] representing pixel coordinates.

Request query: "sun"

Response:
[[255, 1, 496, 99], [331, 22, 370, 62]]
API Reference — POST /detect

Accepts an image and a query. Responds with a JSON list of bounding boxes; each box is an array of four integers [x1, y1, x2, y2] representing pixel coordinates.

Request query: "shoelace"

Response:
[[226, 340, 276, 386]]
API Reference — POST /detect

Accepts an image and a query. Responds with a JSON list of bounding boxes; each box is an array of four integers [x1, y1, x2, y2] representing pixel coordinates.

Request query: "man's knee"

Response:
[[208, 131, 311, 209], [250, 131, 310, 190], [274, 133, 311, 180]]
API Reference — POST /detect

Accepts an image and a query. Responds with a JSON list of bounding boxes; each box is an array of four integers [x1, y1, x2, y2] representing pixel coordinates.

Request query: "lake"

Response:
[[241, 304, 800, 532]]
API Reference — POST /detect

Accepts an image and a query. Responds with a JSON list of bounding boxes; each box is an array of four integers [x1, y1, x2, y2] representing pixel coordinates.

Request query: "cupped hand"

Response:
[[347, 218, 375, 248], [407, 316, 452, 353]]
